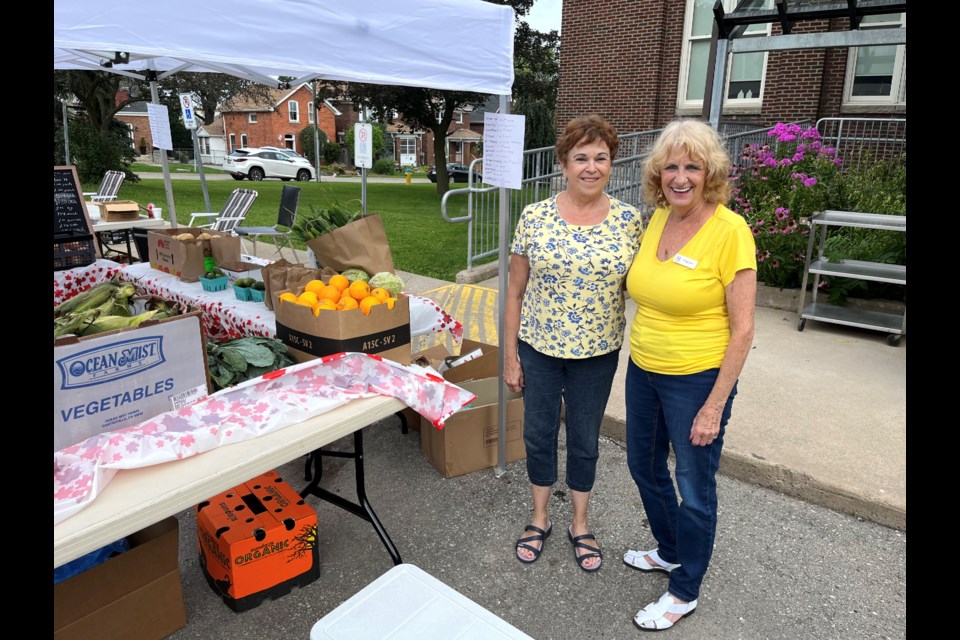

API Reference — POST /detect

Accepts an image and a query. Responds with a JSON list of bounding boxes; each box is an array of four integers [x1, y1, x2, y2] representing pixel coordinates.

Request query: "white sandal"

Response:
[[623, 548, 680, 573], [633, 591, 697, 631]]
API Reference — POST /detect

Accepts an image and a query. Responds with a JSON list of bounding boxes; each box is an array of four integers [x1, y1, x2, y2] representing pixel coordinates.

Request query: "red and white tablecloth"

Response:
[[54, 260, 464, 345]]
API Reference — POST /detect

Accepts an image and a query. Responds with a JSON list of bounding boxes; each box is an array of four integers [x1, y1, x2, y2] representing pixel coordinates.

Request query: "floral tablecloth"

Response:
[[54, 351, 476, 525]]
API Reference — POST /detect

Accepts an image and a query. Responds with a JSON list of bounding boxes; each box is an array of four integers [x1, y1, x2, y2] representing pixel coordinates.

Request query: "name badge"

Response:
[[673, 253, 698, 269]]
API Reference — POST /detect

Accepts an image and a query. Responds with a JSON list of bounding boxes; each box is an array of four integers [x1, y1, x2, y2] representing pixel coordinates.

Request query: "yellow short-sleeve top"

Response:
[[512, 195, 643, 359], [626, 204, 756, 374]]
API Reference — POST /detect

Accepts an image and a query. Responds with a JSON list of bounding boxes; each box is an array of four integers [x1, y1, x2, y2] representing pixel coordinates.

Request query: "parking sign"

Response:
[[179, 93, 197, 130], [354, 123, 372, 169]]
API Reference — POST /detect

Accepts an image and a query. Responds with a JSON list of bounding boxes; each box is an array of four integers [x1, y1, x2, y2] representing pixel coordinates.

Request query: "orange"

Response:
[[369, 287, 390, 303], [348, 280, 371, 301], [336, 296, 359, 311], [359, 296, 382, 315], [328, 274, 350, 292], [279, 292, 298, 305], [312, 299, 338, 315], [384, 297, 397, 310], [303, 279, 326, 295], [318, 285, 342, 302], [296, 291, 319, 306]]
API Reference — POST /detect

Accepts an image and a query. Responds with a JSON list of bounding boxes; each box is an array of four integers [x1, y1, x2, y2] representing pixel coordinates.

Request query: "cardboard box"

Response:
[[53, 311, 211, 452], [274, 289, 411, 365], [54, 517, 186, 640], [420, 376, 525, 478], [92, 199, 140, 221], [219, 260, 264, 283], [147, 228, 242, 283], [196, 470, 320, 612]]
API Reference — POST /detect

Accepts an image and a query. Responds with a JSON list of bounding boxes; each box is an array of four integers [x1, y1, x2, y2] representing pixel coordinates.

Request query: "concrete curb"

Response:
[[599, 415, 906, 531]]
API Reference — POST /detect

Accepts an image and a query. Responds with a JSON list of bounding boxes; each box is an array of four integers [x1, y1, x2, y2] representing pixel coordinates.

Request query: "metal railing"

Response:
[[443, 118, 906, 270]]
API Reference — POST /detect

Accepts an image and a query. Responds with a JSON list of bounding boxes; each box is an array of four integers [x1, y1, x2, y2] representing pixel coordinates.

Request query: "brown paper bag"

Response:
[[305, 213, 395, 275], [262, 261, 310, 310]]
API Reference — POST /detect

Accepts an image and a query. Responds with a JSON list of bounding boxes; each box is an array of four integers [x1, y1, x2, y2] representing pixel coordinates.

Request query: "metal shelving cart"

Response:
[[797, 210, 906, 346]]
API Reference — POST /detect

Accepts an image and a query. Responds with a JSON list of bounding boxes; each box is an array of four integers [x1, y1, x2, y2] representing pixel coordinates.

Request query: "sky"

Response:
[[523, 0, 562, 33]]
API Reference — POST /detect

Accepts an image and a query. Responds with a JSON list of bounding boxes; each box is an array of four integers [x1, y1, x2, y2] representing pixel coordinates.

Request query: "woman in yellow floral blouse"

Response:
[[506, 115, 643, 572]]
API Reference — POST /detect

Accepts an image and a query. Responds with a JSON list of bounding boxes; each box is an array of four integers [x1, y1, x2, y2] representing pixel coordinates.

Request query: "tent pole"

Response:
[[148, 66, 178, 229], [62, 100, 72, 165], [496, 93, 510, 478]]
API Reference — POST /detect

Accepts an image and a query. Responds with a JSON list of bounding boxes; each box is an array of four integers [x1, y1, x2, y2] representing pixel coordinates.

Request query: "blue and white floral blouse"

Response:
[[511, 194, 643, 359]]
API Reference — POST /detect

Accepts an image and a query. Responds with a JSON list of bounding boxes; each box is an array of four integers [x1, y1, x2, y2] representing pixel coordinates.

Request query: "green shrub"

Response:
[[323, 141, 341, 164], [372, 158, 396, 175]]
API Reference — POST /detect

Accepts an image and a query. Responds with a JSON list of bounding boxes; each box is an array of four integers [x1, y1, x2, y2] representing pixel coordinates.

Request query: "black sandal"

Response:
[[515, 522, 552, 564], [567, 526, 603, 572]]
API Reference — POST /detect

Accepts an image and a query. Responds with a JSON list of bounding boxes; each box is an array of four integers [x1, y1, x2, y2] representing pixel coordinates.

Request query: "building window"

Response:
[[248, 113, 258, 124], [289, 101, 299, 123], [229, 134, 236, 152], [843, 13, 906, 106], [678, 0, 772, 110], [240, 134, 248, 148], [454, 111, 464, 124], [397, 136, 417, 166], [308, 102, 315, 124], [285, 134, 296, 151]]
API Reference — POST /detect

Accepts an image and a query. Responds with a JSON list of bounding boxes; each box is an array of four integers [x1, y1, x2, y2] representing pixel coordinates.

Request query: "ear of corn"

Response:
[[77, 310, 160, 337]]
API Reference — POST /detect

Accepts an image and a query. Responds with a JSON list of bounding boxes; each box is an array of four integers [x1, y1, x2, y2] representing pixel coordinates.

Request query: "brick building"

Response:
[[556, 1, 906, 133], [220, 82, 339, 156]]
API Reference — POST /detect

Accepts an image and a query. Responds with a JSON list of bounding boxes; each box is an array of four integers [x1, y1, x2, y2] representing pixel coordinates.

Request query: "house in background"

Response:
[[557, 1, 906, 133], [197, 115, 227, 165], [114, 91, 152, 157], [220, 82, 339, 156]]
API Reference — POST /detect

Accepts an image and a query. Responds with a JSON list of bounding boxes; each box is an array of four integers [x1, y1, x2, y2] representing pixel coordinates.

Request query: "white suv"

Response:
[[224, 147, 314, 182]]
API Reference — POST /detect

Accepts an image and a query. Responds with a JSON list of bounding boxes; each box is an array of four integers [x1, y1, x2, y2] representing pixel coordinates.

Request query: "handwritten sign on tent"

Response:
[[54, 166, 96, 237]]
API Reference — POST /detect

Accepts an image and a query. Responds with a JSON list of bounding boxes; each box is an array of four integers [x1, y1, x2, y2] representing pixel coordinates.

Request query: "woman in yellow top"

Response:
[[506, 115, 643, 572], [623, 119, 757, 630]]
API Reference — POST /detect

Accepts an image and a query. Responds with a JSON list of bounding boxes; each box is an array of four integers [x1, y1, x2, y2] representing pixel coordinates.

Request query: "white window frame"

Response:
[[842, 13, 906, 107], [288, 100, 300, 123], [308, 102, 315, 124], [240, 134, 248, 148], [248, 113, 257, 124], [229, 133, 236, 152], [677, 0, 772, 113], [454, 111, 464, 124]]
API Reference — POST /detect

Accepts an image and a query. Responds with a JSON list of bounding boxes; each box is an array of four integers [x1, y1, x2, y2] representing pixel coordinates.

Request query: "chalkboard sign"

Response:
[[54, 166, 95, 237]]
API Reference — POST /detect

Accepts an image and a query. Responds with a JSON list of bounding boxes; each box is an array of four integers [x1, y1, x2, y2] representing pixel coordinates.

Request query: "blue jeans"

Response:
[[625, 359, 737, 602], [518, 340, 620, 493]]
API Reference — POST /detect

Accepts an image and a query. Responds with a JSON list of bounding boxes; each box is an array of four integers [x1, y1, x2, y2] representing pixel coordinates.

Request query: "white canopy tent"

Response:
[[54, 0, 519, 472]]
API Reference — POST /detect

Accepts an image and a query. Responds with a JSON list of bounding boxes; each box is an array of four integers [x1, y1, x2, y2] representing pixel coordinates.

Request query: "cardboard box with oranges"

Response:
[[273, 278, 411, 365]]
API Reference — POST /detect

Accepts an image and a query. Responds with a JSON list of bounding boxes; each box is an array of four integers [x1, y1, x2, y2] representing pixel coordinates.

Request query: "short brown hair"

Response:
[[555, 115, 619, 164], [642, 119, 732, 208]]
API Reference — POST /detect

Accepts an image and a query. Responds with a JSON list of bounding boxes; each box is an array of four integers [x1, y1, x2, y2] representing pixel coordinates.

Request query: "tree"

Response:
[[299, 127, 328, 164]]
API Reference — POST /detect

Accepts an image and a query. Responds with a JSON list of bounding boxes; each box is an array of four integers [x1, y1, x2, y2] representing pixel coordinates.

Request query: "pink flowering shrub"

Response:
[[729, 122, 842, 289]]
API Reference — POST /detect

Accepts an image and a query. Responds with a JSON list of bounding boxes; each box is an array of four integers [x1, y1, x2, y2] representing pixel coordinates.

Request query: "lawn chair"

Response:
[[188, 189, 259, 235], [235, 184, 300, 261], [83, 170, 126, 203]]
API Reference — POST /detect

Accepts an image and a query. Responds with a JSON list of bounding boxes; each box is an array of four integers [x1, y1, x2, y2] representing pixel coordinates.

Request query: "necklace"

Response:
[[659, 200, 710, 261]]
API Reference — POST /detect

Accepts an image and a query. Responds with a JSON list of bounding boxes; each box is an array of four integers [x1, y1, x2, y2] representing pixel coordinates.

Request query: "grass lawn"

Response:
[[106, 178, 491, 281], [130, 162, 227, 175]]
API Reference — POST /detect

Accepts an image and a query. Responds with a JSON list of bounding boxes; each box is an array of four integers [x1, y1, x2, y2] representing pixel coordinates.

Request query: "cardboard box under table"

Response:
[[417, 340, 526, 479], [53, 517, 186, 640], [275, 289, 411, 365], [196, 469, 320, 612], [147, 227, 242, 283], [53, 310, 210, 453], [90, 199, 140, 222]]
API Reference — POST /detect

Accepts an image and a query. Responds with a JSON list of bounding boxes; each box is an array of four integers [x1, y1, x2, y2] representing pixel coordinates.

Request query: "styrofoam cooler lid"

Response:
[[310, 564, 534, 640]]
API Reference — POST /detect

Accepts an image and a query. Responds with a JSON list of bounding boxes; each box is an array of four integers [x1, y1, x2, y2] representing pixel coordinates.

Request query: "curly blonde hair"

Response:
[[642, 119, 731, 209]]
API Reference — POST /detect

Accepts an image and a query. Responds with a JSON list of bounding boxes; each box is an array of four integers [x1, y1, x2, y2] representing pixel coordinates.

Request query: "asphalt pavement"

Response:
[[155, 238, 906, 640]]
